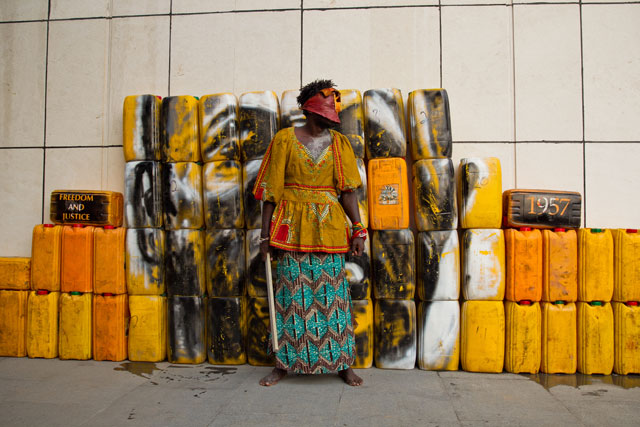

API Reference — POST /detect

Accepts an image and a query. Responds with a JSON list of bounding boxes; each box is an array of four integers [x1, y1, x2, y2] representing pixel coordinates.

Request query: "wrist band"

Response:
[[351, 222, 367, 241], [259, 236, 270, 243]]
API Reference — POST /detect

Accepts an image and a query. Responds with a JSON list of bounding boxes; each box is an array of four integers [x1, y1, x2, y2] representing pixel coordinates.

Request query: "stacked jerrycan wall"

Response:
[[199, 93, 239, 162], [239, 91, 279, 162], [613, 302, 640, 375], [542, 228, 578, 302], [59, 292, 92, 360], [27, 290, 59, 359], [505, 228, 542, 302], [541, 301, 577, 374], [577, 301, 614, 375], [93, 294, 128, 361], [0, 290, 28, 357], [407, 89, 452, 159], [31, 224, 62, 291], [363, 88, 405, 159], [505, 300, 541, 374], [612, 229, 640, 302], [128, 295, 166, 362]]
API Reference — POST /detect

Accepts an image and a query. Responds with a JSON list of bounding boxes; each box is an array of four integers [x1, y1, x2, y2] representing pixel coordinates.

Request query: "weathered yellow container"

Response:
[[93, 226, 126, 294], [417, 301, 459, 371], [58, 292, 92, 360], [203, 160, 244, 229], [93, 294, 128, 361], [363, 88, 406, 159], [242, 159, 262, 230], [374, 299, 416, 370], [165, 229, 205, 297], [61, 225, 94, 293], [336, 89, 365, 159], [578, 229, 614, 302], [413, 159, 457, 232], [458, 157, 502, 229], [239, 91, 280, 162], [124, 160, 163, 229], [125, 228, 165, 295], [128, 295, 167, 362], [461, 229, 505, 301], [345, 237, 371, 300], [460, 301, 505, 373], [542, 228, 577, 302], [352, 298, 374, 369], [0, 257, 30, 290], [613, 229, 640, 302], [31, 224, 62, 291], [246, 229, 276, 298], [355, 158, 369, 228], [0, 290, 28, 357], [505, 301, 541, 374], [161, 95, 201, 162], [367, 157, 410, 230], [371, 229, 415, 300], [541, 301, 577, 374], [205, 229, 246, 297], [279, 89, 305, 129], [407, 89, 452, 160], [26, 290, 59, 359], [200, 93, 240, 161], [613, 301, 640, 375], [123, 94, 161, 161], [162, 161, 204, 230], [505, 228, 543, 302], [207, 297, 246, 365], [167, 296, 206, 364], [417, 230, 460, 301], [50, 190, 123, 227], [577, 301, 614, 375], [246, 297, 275, 366]]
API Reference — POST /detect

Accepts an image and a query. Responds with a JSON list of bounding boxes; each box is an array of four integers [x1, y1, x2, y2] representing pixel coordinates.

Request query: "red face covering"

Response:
[[302, 88, 342, 124]]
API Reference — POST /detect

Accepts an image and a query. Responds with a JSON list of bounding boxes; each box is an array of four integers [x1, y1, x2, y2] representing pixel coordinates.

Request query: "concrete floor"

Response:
[[1, 357, 639, 426]]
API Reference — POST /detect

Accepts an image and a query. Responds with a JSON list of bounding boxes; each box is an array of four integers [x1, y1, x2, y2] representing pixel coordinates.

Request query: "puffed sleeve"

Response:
[[332, 130, 362, 193], [252, 130, 290, 202]]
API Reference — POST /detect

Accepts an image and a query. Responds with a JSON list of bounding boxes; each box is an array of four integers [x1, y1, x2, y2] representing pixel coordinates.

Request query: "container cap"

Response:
[[627, 301, 639, 306], [554, 228, 566, 232], [156, 95, 162, 100], [591, 228, 603, 233], [520, 227, 532, 232], [103, 293, 113, 296], [626, 229, 638, 233], [70, 291, 81, 295], [590, 301, 603, 306], [519, 300, 532, 305], [36, 290, 49, 295], [73, 224, 84, 228], [104, 225, 115, 229], [44, 224, 54, 228], [553, 300, 566, 305]]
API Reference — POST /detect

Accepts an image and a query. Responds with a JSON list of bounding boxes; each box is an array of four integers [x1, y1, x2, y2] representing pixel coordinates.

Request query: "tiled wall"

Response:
[[1, 0, 639, 256]]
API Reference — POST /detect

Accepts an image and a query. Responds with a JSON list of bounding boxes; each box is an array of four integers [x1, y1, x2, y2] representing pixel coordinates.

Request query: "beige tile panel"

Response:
[[305, 0, 437, 7], [452, 142, 516, 192], [514, 5, 582, 142], [0, 149, 44, 256], [583, 5, 640, 141], [103, 147, 125, 195], [172, 0, 300, 13], [50, 0, 110, 19], [46, 19, 109, 147], [302, 7, 440, 97], [111, 0, 171, 16], [0, 22, 47, 148], [442, 6, 514, 142], [170, 11, 300, 96], [585, 143, 640, 229], [107, 16, 170, 147], [0, 0, 48, 21]]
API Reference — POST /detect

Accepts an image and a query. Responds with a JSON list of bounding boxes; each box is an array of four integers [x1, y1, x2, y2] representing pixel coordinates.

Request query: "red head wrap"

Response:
[[302, 88, 342, 124]]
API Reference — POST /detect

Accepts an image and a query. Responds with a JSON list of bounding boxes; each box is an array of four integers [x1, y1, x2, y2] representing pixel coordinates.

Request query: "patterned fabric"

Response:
[[273, 251, 355, 374], [252, 127, 362, 253]]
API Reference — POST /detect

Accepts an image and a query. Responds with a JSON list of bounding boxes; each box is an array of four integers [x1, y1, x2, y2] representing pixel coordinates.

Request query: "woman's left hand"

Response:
[[350, 237, 364, 256]]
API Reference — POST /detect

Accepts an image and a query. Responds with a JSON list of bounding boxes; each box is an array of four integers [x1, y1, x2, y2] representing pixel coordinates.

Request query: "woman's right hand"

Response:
[[260, 239, 271, 261]]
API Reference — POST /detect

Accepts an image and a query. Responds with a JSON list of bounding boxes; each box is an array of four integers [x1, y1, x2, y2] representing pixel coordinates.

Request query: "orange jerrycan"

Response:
[[27, 290, 59, 359], [542, 228, 577, 302], [161, 95, 201, 162], [59, 292, 92, 360], [417, 300, 459, 371], [246, 297, 275, 366], [541, 301, 577, 374], [578, 229, 614, 302], [203, 160, 244, 229], [505, 228, 542, 302], [239, 91, 280, 162], [0, 290, 28, 357], [199, 93, 239, 161], [577, 301, 614, 375], [613, 301, 640, 375], [205, 229, 246, 297], [335, 89, 365, 159], [206, 296, 246, 365], [352, 298, 374, 369], [461, 229, 505, 301], [0, 257, 30, 290], [128, 295, 167, 362], [461, 300, 504, 373], [363, 88, 406, 159], [367, 157, 410, 230], [407, 89, 452, 160], [374, 299, 417, 370], [31, 224, 62, 291], [280, 89, 305, 129], [93, 226, 126, 294], [125, 228, 165, 295], [458, 157, 502, 229], [61, 224, 94, 293], [93, 294, 128, 361], [122, 94, 161, 161], [412, 159, 457, 231], [505, 300, 541, 374], [613, 229, 640, 302]]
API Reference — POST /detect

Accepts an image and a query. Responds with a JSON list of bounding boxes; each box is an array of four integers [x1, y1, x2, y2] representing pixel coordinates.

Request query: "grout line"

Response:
[[579, 0, 587, 225], [41, 0, 52, 224], [168, 0, 173, 96], [510, 1, 518, 188], [300, 0, 304, 87], [439, 0, 443, 89]]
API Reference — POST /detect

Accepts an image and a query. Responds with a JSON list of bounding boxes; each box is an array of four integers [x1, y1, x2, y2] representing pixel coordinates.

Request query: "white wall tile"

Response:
[[50, 0, 110, 19], [0, 0, 48, 21], [452, 142, 516, 192], [43, 147, 104, 223], [107, 16, 170, 147], [0, 22, 47, 148], [303, 8, 440, 97], [111, 0, 171, 16], [103, 147, 125, 194], [585, 143, 640, 229], [442, 7, 514, 142], [514, 5, 582, 142], [170, 11, 301, 96], [46, 19, 109, 147], [515, 143, 583, 194], [305, 0, 436, 7], [583, 5, 640, 141], [172, 0, 300, 14], [0, 149, 43, 256]]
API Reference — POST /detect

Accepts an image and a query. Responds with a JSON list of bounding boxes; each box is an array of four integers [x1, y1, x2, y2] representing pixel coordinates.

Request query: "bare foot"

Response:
[[338, 368, 363, 386], [259, 368, 287, 386]]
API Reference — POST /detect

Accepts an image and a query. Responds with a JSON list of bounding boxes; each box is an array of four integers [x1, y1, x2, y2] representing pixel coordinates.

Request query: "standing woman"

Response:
[[253, 79, 366, 386]]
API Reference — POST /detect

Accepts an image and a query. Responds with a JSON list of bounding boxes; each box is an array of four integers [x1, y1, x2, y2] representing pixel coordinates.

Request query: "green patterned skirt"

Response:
[[273, 251, 355, 374]]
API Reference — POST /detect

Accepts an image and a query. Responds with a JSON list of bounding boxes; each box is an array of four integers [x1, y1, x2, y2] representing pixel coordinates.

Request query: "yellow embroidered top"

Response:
[[253, 127, 362, 253]]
